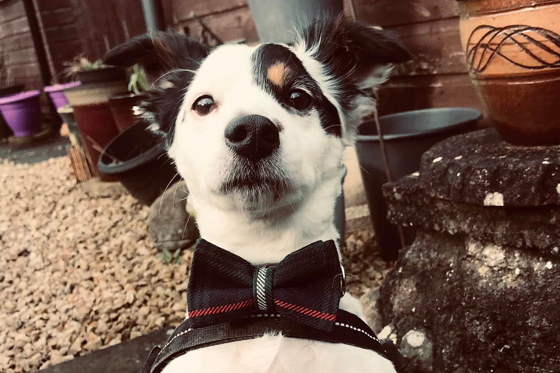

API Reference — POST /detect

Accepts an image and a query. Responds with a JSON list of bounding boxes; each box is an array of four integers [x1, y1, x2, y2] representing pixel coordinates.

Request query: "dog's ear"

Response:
[[293, 18, 412, 141], [103, 32, 208, 78], [103, 32, 208, 144]]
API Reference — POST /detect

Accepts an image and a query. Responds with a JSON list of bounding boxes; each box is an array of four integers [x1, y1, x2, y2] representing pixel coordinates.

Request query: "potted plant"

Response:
[[0, 90, 42, 138], [63, 55, 126, 85], [63, 55, 128, 181], [456, 0, 560, 145], [108, 64, 149, 132]]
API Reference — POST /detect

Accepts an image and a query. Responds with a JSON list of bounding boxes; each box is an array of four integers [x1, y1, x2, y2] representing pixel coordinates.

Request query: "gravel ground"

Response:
[[0, 156, 391, 373]]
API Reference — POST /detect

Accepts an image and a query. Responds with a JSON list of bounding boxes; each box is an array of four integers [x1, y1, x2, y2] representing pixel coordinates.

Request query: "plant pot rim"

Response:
[[64, 81, 127, 93], [0, 90, 41, 105], [98, 124, 168, 175], [109, 92, 148, 101], [44, 81, 81, 93], [356, 107, 482, 142], [80, 66, 121, 72]]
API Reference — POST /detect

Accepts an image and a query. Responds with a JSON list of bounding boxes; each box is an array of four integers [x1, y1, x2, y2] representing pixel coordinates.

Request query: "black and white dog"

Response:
[[106, 17, 410, 373]]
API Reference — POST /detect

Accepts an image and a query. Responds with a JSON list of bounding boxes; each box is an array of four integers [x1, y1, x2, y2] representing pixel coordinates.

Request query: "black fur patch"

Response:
[[104, 32, 209, 145], [252, 44, 341, 137]]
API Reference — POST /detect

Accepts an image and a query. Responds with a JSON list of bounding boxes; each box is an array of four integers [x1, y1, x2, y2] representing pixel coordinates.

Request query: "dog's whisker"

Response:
[[358, 164, 371, 176], [159, 172, 180, 215], [181, 212, 192, 241], [151, 68, 197, 90]]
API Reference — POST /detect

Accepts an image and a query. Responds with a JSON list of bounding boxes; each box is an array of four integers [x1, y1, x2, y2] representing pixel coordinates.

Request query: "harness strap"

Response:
[[144, 310, 408, 373]]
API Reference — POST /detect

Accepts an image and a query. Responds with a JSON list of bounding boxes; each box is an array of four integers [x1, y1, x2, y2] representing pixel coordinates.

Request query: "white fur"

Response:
[[164, 42, 396, 373]]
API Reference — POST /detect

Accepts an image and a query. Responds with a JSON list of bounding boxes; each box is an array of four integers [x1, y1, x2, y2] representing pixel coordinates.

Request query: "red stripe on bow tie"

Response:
[[188, 299, 254, 318], [274, 299, 337, 321]]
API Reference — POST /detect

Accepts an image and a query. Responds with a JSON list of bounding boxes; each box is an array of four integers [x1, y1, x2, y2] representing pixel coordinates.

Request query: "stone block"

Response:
[[380, 129, 560, 372], [149, 181, 199, 251]]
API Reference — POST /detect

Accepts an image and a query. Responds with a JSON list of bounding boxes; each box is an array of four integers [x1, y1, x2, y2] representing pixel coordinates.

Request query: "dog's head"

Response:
[[105, 18, 410, 217]]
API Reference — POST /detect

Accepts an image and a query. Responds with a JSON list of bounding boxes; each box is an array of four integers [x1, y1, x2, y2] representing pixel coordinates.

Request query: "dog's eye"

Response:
[[289, 90, 312, 111], [192, 95, 216, 116]]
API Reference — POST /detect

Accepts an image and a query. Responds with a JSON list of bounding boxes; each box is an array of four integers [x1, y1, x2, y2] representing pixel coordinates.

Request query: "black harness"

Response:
[[142, 239, 408, 373]]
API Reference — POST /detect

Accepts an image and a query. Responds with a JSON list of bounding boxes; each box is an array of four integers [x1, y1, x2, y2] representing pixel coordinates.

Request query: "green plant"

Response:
[[63, 55, 104, 79], [158, 248, 183, 264], [128, 64, 149, 95]]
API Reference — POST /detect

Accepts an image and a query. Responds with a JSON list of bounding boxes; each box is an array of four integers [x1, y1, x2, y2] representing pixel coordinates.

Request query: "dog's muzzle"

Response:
[[225, 115, 279, 162]]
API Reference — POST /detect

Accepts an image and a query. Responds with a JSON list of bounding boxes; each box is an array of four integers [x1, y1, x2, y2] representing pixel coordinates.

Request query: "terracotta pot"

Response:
[[65, 81, 127, 181], [457, 0, 560, 145], [108, 93, 146, 133]]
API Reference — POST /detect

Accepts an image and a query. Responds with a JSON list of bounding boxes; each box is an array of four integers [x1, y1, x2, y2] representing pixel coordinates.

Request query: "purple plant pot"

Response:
[[0, 90, 42, 137], [44, 82, 81, 110]]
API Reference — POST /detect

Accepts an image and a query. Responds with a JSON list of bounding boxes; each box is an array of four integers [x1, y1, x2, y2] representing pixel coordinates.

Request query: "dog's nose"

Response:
[[225, 115, 279, 161]]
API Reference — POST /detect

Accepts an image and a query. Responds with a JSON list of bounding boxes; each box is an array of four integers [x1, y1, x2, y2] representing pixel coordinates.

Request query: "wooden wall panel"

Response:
[[352, 0, 459, 27], [390, 18, 466, 77], [0, 14, 29, 38], [162, 0, 257, 43], [0, 0, 25, 23], [178, 6, 258, 42], [0, 1, 38, 82], [38, 0, 73, 11], [36, 0, 147, 78], [0, 0, 52, 116], [378, 74, 483, 114], [162, 0, 246, 23]]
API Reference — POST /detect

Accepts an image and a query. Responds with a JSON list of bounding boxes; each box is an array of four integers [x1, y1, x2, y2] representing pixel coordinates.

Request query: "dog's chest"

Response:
[[162, 335, 397, 373]]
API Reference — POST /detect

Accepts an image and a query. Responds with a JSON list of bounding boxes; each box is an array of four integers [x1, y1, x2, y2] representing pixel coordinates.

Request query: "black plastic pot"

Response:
[[356, 107, 482, 261], [98, 121, 178, 205], [77, 67, 126, 85]]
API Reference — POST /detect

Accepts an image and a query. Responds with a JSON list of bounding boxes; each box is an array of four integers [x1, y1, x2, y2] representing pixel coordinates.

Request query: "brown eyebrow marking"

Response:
[[267, 63, 291, 86]]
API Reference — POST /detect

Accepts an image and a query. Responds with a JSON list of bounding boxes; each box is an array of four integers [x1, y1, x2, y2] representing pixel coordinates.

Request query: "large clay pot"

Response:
[[108, 93, 146, 133], [457, 0, 560, 145]]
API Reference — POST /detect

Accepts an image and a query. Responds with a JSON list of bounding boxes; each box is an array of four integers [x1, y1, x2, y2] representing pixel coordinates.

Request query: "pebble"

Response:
[[0, 158, 191, 372]]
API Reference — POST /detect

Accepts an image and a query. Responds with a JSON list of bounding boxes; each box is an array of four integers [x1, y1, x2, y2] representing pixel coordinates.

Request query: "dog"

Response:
[[105, 17, 411, 373]]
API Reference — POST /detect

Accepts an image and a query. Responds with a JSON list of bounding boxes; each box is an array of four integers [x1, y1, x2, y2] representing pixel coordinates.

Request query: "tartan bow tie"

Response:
[[186, 239, 345, 331]]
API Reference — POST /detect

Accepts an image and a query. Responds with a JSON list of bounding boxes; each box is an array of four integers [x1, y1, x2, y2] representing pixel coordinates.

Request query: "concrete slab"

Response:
[[39, 328, 173, 373], [0, 134, 69, 164]]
